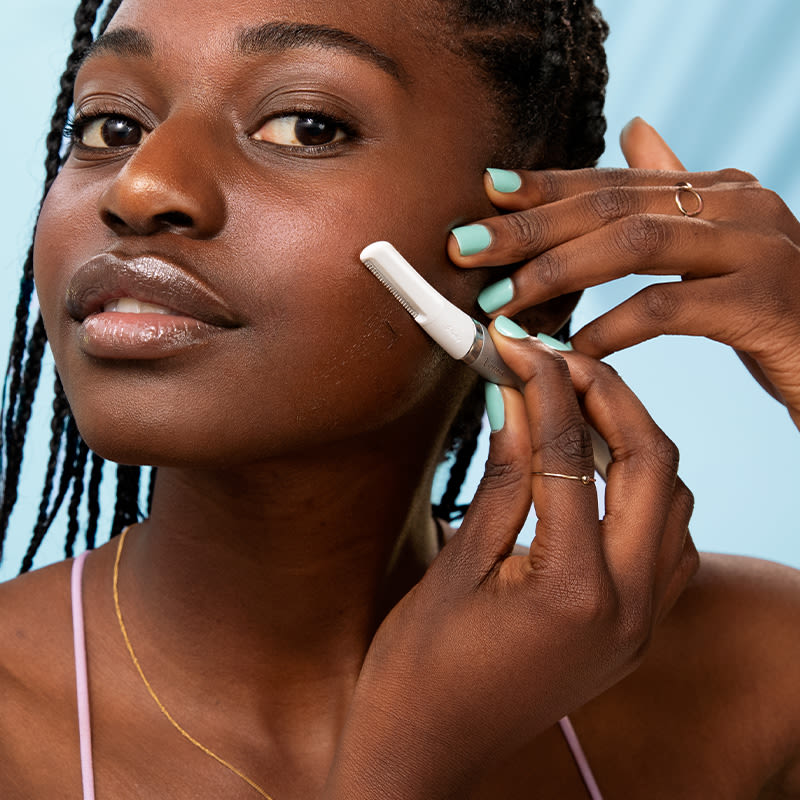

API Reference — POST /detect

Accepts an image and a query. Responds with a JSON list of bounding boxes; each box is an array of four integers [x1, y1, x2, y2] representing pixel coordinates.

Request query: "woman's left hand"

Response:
[[449, 117, 800, 429]]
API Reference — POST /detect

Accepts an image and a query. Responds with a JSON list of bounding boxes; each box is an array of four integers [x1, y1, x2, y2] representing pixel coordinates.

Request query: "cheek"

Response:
[[30, 145, 489, 468], [34, 171, 110, 348]]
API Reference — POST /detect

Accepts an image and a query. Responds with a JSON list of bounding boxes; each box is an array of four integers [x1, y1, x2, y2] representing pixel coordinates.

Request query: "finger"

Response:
[[488, 214, 732, 315], [649, 479, 698, 624], [487, 324, 602, 573], [654, 534, 700, 629], [571, 235, 800, 359], [570, 276, 744, 358], [455, 384, 534, 574], [620, 117, 686, 171], [478, 165, 759, 214], [449, 178, 786, 283], [561, 352, 679, 584], [450, 183, 729, 272]]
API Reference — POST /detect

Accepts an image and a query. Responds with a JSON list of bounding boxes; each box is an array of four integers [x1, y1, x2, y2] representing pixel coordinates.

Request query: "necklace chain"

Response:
[[113, 526, 276, 799]]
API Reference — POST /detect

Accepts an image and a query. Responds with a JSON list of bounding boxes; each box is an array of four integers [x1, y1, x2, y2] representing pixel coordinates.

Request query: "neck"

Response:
[[120, 427, 446, 704]]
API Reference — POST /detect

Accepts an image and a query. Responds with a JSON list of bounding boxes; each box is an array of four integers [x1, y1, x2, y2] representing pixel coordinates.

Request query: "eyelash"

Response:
[[63, 107, 133, 146], [63, 107, 359, 155]]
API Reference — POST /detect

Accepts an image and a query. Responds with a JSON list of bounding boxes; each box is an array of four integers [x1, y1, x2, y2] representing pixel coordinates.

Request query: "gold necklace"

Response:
[[113, 526, 275, 799]]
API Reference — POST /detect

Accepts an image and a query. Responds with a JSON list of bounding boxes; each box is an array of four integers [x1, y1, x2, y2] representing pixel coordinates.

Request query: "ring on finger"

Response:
[[674, 181, 704, 217], [532, 471, 596, 485]]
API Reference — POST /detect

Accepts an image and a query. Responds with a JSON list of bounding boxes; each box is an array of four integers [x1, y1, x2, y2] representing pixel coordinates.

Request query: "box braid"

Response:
[[0, 0, 130, 572], [2, 0, 607, 565], [433, 0, 608, 520]]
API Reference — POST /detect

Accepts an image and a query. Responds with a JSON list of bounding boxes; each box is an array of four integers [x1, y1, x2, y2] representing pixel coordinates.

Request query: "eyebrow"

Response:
[[82, 28, 154, 63], [237, 22, 405, 84], [81, 23, 405, 85]]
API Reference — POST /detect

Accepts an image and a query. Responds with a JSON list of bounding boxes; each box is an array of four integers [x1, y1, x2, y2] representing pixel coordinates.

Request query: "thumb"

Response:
[[620, 117, 686, 170], [450, 383, 532, 572]]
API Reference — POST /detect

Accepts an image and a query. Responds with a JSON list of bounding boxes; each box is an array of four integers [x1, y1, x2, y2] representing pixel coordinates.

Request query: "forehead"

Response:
[[106, 0, 450, 79]]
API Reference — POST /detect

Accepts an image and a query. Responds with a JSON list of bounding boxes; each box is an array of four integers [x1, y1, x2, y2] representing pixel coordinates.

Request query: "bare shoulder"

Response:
[[649, 552, 800, 794], [0, 557, 75, 688], [662, 552, 800, 664], [0, 558, 81, 795]]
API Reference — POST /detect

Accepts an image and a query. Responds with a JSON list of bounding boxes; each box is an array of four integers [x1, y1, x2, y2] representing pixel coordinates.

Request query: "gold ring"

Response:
[[674, 181, 703, 217], [532, 472, 596, 485]]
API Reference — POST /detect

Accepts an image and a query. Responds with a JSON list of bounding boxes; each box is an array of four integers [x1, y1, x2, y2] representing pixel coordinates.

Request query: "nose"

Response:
[[98, 114, 227, 238]]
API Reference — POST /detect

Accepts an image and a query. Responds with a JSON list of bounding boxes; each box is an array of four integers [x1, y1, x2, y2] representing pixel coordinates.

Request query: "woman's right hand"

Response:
[[324, 323, 699, 799]]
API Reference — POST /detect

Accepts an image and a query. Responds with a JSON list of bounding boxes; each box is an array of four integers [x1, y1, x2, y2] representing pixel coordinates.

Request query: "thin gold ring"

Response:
[[674, 181, 703, 217], [532, 472, 596, 485]]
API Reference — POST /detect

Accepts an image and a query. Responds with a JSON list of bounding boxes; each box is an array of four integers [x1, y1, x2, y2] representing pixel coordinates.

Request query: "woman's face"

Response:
[[34, 0, 503, 466]]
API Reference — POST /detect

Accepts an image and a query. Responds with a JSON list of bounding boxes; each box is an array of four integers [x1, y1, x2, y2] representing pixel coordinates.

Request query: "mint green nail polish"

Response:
[[486, 168, 522, 193], [495, 315, 528, 339], [536, 332, 573, 352], [451, 224, 492, 256], [478, 278, 513, 313], [484, 382, 505, 431]]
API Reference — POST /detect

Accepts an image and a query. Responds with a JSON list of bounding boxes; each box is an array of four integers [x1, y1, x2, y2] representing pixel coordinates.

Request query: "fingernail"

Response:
[[494, 315, 528, 339], [536, 332, 573, 352], [486, 168, 522, 193], [451, 224, 492, 256], [478, 278, 514, 313], [484, 382, 505, 431]]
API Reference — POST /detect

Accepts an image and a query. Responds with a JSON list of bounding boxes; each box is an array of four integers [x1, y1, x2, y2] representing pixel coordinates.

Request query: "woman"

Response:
[[1, 0, 799, 797]]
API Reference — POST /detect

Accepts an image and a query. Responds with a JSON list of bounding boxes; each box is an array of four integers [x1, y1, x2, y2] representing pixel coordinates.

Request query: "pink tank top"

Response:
[[70, 551, 602, 798]]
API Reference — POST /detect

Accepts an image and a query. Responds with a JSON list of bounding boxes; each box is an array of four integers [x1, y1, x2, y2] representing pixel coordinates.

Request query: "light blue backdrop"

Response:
[[1, 1, 798, 580]]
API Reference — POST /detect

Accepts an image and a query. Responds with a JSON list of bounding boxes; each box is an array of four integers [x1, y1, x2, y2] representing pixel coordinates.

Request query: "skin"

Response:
[[450, 118, 800, 430], [0, 2, 799, 799]]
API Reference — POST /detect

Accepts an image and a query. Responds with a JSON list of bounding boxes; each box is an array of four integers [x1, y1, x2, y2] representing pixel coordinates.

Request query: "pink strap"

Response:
[[558, 716, 603, 799], [71, 551, 96, 800]]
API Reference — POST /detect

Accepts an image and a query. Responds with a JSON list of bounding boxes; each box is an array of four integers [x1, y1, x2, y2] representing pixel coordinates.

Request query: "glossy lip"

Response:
[[65, 253, 240, 360], [66, 253, 238, 327]]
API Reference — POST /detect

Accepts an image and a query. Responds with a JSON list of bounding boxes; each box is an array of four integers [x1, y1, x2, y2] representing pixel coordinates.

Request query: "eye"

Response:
[[252, 113, 348, 148], [69, 114, 146, 149]]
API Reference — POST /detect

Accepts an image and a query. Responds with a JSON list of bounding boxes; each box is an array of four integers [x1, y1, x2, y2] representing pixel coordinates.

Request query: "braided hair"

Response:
[[434, 0, 609, 519], [1, 0, 608, 569], [1, 0, 133, 572]]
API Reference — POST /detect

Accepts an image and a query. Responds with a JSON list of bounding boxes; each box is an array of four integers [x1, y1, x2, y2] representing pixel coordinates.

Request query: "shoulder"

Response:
[[0, 557, 81, 794], [649, 552, 800, 793], [0, 557, 76, 690], [661, 552, 800, 667]]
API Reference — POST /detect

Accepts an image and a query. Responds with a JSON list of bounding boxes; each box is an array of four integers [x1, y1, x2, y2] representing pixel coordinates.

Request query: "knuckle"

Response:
[[533, 170, 564, 203], [539, 418, 594, 463], [480, 457, 526, 493], [591, 358, 622, 382], [640, 433, 680, 480], [532, 249, 565, 288], [588, 186, 635, 221], [504, 210, 549, 252], [759, 188, 790, 218], [537, 564, 617, 625], [616, 214, 670, 258], [637, 283, 681, 325]]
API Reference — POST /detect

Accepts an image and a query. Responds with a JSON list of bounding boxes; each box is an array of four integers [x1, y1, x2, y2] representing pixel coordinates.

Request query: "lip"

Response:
[[66, 253, 240, 360]]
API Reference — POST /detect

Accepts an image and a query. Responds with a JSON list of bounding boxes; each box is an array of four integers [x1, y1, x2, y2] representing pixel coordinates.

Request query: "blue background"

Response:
[[1, 1, 798, 580]]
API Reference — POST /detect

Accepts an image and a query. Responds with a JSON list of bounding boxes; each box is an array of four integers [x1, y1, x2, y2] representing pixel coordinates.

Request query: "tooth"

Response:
[[102, 298, 173, 314], [116, 298, 142, 313], [139, 301, 172, 315]]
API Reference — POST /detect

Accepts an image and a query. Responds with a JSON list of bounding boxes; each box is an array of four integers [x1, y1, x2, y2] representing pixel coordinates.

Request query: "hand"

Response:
[[325, 329, 698, 799], [448, 118, 800, 429]]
